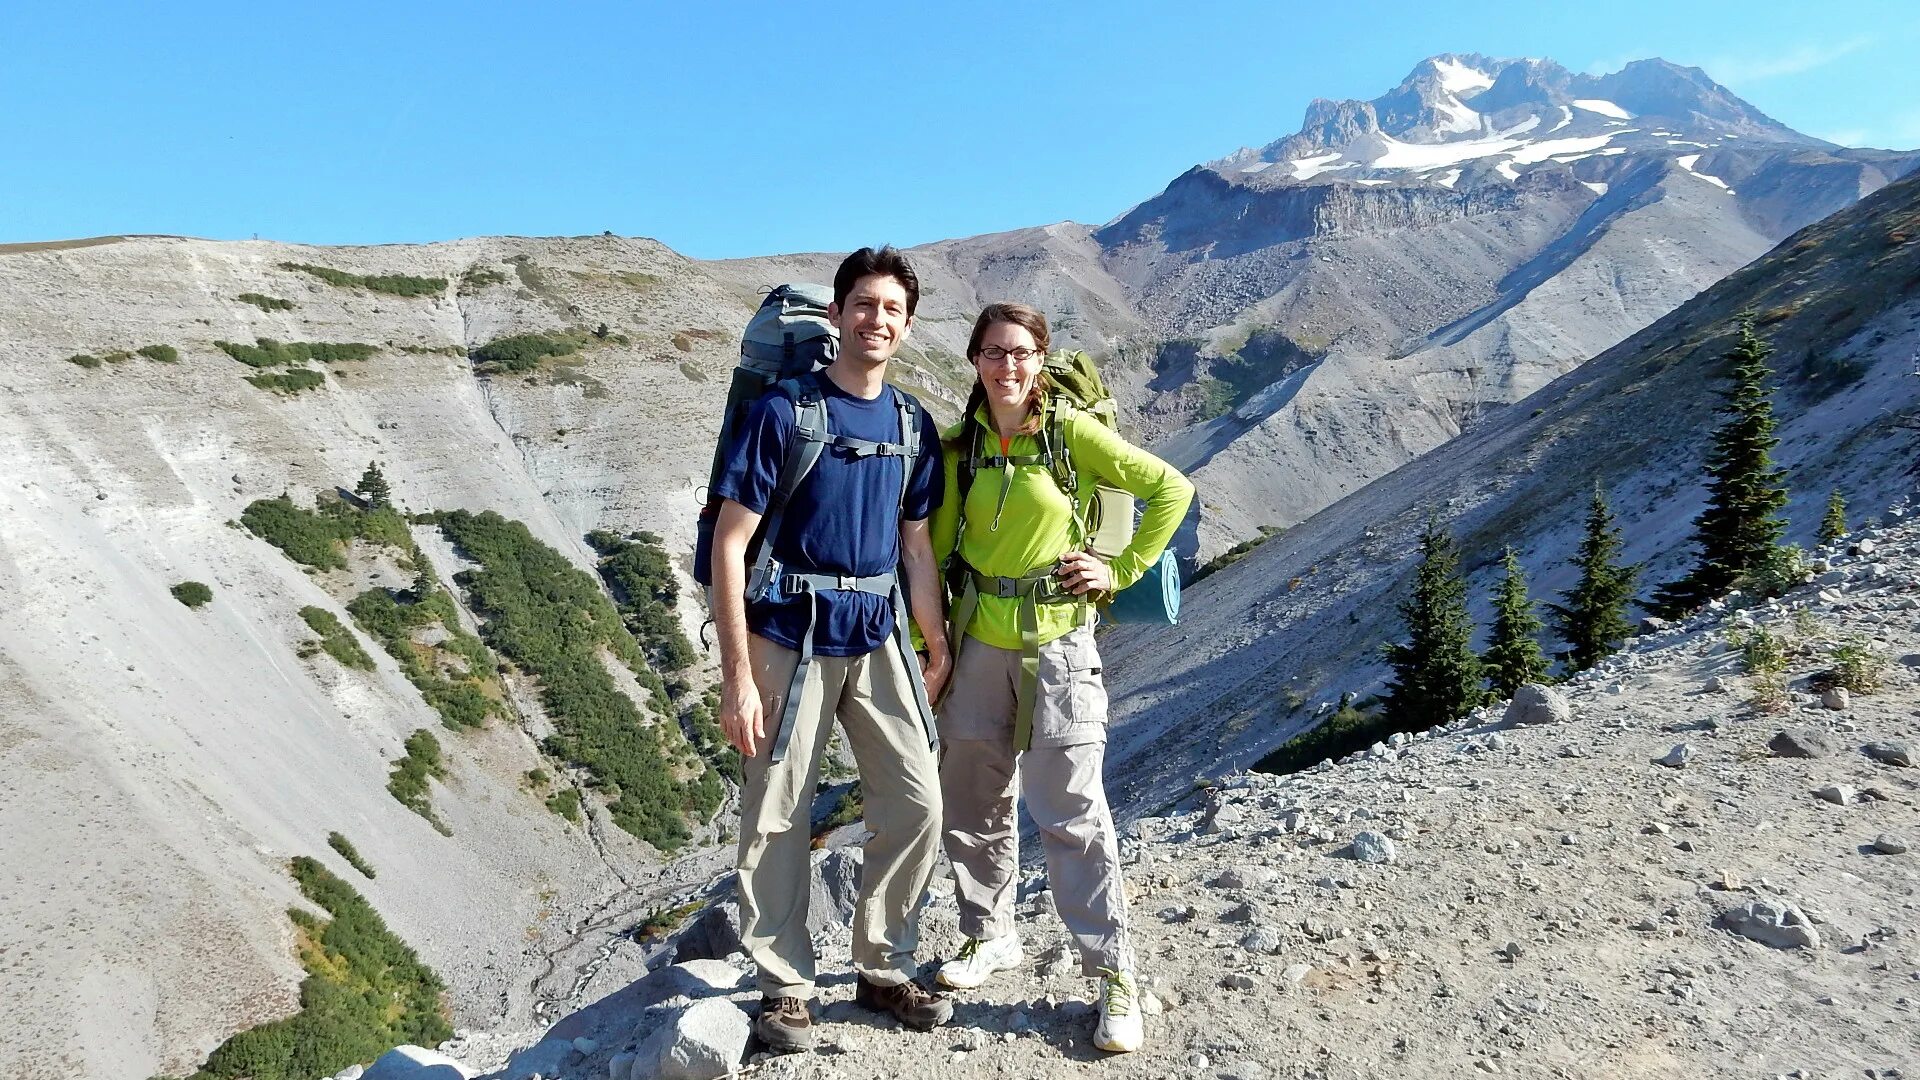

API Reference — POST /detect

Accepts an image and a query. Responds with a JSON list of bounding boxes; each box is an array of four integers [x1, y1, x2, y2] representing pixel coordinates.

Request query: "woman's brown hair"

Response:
[[957, 302, 1052, 442]]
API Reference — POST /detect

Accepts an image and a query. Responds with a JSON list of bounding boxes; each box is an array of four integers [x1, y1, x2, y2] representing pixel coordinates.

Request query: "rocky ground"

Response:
[[348, 511, 1920, 1080]]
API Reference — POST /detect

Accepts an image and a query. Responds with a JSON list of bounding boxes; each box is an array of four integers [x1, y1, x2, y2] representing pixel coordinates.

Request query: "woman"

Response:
[[930, 302, 1193, 1054]]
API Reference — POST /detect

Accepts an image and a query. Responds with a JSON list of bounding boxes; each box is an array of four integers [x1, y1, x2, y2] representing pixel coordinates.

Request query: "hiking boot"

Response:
[[754, 995, 813, 1052], [1093, 968, 1143, 1053], [936, 933, 1024, 989], [854, 974, 953, 1030]]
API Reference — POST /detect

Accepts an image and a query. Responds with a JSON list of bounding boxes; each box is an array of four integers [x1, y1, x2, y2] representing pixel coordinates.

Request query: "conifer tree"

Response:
[[1550, 483, 1641, 672], [1381, 517, 1484, 729], [1818, 489, 1847, 546], [1650, 317, 1789, 613], [356, 461, 392, 509], [1484, 547, 1548, 699]]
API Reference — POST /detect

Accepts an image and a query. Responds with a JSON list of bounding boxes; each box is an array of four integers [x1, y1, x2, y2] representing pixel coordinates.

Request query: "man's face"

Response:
[[829, 274, 913, 367]]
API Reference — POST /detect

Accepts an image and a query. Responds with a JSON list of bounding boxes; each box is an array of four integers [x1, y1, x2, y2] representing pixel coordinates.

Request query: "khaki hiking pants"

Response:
[[937, 624, 1134, 976], [736, 632, 942, 1000]]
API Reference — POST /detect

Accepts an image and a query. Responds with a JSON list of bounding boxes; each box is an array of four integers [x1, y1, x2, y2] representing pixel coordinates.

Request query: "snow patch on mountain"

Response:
[[1430, 56, 1495, 95], [1572, 98, 1634, 119]]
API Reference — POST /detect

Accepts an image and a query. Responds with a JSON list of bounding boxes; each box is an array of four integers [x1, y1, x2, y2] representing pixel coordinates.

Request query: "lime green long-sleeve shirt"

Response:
[[931, 402, 1194, 651]]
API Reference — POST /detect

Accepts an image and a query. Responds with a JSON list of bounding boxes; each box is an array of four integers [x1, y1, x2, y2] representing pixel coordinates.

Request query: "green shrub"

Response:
[[1831, 634, 1886, 693], [460, 266, 508, 289], [524, 768, 551, 788], [1191, 525, 1283, 584], [820, 782, 865, 832], [386, 729, 451, 834], [65, 353, 103, 369], [184, 856, 447, 1080], [102, 350, 134, 363], [1253, 699, 1387, 775], [426, 509, 716, 850], [1736, 543, 1807, 600], [171, 580, 214, 608], [299, 606, 375, 670], [218, 338, 377, 368], [325, 832, 376, 879], [1730, 624, 1788, 678], [470, 330, 591, 374], [586, 529, 697, 673], [242, 496, 358, 570], [247, 369, 328, 394], [279, 262, 446, 298], [137, 343, 180, 363], [238, 292, 297, 311], [345, 560, 501, 731], [546, 788, 583, 823]]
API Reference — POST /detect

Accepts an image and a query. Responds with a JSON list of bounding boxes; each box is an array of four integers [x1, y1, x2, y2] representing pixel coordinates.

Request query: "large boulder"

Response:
[[806, 846, 863, 935], [1503, 684, 1570, 727], [1717, 901, 1819, 949], [675, 900, 745, 963], [632, 997, 752, 1080]]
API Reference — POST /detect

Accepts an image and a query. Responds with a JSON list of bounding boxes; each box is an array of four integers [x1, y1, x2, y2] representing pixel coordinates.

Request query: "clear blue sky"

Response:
[[5, 1, 1916, 258]]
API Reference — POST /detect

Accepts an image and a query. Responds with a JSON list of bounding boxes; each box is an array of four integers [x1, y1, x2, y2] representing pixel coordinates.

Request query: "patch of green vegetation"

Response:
[[425, 509, 719, 850], [326, 832, 376, 879], [247, 369, 327, 395], [138, 344, 180, 363], [459, 266, 508, 289], [395, 344, 466, 356], [1190, 525, 1283, 584], [682, 687, 740, 784], [637, 900, 703, 941], [586, 529, 696, 673], [299, 606, 375, 670], [545, 787, 583, 823], [346, 578, 501, 731], [1190, 375, 1236, 420], [279, 262, 447, 298], [1254, 696, 1386, 775], [64, 353, 104, 369], [171, 580, 214, 608], [102, 350, 134, 364], [524, 767, 550, 788], [241, 495, 409, 571], [470, 330, 593, 374], [386, 729, 451, 834], [238, 292, 297, 312], [217, 338, 378, 368], [1829, 633, 1886, 693], [819, 781, 865, 833], [184, 856, 448, 1080]]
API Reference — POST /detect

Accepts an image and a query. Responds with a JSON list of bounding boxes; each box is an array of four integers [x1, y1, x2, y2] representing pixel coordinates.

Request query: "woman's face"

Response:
[[973, 321, 1043, 414]]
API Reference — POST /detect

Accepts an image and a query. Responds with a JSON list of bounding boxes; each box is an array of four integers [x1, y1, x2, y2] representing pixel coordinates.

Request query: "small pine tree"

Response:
[[1651, 317, 1789, 614], [1818, 489, 1847, 546], [356, 461, 392, 509], [1380, 517, 1485, 730], [1550, 483, 1641, 672], [1484, 547, 1548, 699]]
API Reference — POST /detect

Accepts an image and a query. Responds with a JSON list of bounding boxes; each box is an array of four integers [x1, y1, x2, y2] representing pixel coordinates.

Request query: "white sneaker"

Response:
[[1093, 968, 1143, 1053], [936, 933, 1023, 989]]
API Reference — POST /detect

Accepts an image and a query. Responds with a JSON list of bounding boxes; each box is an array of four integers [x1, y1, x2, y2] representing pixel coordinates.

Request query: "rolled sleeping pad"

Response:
[[1105, 547, 1181, 625]]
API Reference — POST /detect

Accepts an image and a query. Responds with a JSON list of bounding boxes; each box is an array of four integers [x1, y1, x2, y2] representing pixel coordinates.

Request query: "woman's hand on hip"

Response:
[[1056, 550, 1112, 596]]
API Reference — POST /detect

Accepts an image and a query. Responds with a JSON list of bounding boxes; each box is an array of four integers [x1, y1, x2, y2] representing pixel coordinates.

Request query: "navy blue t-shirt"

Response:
[[713, 375, 943, 656]]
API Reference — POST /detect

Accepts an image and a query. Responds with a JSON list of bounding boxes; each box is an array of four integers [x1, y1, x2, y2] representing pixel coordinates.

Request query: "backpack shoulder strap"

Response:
[[765, 373, 830, 518], [892, 387, 920, 513]]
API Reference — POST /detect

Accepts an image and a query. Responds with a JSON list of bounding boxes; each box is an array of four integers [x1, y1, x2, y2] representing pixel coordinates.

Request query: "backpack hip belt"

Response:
[[944, 563, 1086, 753]]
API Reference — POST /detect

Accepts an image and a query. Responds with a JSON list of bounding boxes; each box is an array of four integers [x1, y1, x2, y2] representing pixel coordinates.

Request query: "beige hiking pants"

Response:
[[937, 624, 1134, 976], [735, 632, 942, 1000]]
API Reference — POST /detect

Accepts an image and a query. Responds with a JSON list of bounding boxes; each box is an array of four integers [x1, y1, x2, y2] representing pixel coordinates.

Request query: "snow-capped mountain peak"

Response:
[[1213, 55, 1828, 194]]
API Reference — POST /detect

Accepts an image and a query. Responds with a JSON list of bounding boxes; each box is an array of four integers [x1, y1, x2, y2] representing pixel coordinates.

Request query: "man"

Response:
[[710, 246, 952, 1051]]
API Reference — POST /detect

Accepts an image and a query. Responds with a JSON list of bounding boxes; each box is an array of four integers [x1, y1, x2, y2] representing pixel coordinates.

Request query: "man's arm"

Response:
[[713, 498, 766, 757], [899, 516, 949, 703]]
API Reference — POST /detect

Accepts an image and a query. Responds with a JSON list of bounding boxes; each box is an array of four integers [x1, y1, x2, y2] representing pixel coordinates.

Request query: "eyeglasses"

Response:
[[977, 345, 1041, 362]]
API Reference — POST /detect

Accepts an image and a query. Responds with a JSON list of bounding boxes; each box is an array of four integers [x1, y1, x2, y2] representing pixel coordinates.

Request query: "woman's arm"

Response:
[[1067, 411, 1195, 591]]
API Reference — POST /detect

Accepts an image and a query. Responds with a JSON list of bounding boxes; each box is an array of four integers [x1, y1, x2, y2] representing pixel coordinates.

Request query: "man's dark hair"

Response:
[[833, 245, 919, 317]]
